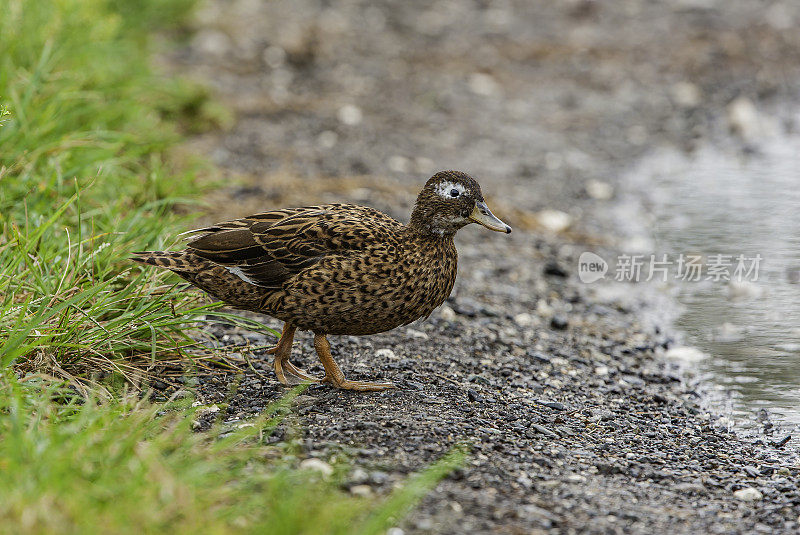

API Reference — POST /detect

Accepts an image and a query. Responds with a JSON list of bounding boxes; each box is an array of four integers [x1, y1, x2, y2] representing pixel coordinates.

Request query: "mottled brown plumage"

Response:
[[132, 171, 511, 390]]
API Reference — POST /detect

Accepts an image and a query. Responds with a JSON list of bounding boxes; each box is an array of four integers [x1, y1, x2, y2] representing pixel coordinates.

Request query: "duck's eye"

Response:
[[449, 189, 460, 198]]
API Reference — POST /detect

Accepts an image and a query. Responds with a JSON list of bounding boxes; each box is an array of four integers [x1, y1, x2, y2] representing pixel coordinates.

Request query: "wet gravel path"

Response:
[[168, 1, 800, 532]]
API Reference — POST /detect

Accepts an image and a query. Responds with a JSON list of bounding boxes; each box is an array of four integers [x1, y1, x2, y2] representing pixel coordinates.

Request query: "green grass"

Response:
[[0, 0, 230, 379], [0, 378, 465, 535], [0, 1, 462, 532]]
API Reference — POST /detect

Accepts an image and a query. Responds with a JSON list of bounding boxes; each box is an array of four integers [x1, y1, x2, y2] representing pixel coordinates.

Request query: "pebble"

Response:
[[527, 350, 550, 363], [531, 424, 559, 438], [540, 401, 566, 411], [670, 81, 701, 107], [536, 300, 554, 316], [468, 72, 501, 96], [350, 467, 368, 483], [439, 304, 457, 321], [743, 466, 760, 478], [514, 312, 535, 327], [585, 179, 614, 200], [406, 328, 429, 339], [299, 459, 334, 477], [375, 348, 397, 360], [192, 29, 231, 57], [543, 260, 568, 277], [727, 97, 767, 141], [193, 404, 220, 417], [337, 104, 363, 125], [349, 484, 374, 497], [317, 130, 338, 149], [550, 315, 568, 330], [535, 210, 573, 233], [733, 487, 763, 501], [370, 471, 389, 485]]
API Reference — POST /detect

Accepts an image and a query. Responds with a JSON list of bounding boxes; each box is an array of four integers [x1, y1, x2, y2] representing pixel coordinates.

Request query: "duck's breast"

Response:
[[277, 238, 458, 335]]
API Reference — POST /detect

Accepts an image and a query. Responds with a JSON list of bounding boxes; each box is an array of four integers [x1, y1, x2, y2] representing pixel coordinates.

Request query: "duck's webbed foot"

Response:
[[269, 323, 324, 385], [313, 334, 395, 391]]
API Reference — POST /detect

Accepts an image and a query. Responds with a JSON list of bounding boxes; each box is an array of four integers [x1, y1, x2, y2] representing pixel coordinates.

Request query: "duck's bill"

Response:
[[469, 201, 512, 234]]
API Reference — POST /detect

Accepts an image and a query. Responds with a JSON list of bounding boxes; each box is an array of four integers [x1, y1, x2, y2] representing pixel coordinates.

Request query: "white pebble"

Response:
[[439, 305, 456, 322], [375, 348, 397, 360], [514, 312, 534, 327], [585, 180, 614, 200], [192, 29, 231, 57], [468, 72, 501, 96], [337, 104, 363, 125], [733, 487, 762, 501], [716, 416, 734, 429], [536, 300, 553, 316], [317, 130, 338, 149], [670, 81, 701, 107], [299, 458, 334, 477], [349, 484, 373, 497], [194, 404, 220, 417], [726, 97, 776, 141], [535, 210, 572, 233], [406, 328, 429, 340], [594, 365, 609, 376]]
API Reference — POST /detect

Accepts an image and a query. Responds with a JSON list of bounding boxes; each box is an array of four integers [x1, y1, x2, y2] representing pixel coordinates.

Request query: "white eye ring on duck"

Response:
[[435, 181, 467, 200]]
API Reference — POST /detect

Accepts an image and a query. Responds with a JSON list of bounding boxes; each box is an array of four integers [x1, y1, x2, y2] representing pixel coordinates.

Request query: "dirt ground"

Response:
[[166, 1, 800, 533]]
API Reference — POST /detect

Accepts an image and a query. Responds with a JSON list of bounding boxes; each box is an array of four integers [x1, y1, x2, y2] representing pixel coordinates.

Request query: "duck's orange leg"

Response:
[[267, 323, 323, 384], [313, 334, 394, 391]]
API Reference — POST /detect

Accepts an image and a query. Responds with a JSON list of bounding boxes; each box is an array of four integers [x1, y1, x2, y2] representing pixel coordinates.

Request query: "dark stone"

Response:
[[550, 315, 569, 330], [544, 260, 568, 277], [539, 401, 567, 411]]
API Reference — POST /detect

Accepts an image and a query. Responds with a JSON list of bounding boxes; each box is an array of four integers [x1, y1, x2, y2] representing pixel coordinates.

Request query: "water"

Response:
[[627, 130, 800, 430]]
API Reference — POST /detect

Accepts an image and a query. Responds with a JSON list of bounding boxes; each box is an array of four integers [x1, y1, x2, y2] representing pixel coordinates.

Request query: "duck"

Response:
[[132, 170, 511, 391]]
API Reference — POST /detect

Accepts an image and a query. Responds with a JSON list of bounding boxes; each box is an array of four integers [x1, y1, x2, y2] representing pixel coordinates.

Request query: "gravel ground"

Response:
[[165, 1, 800, 533]]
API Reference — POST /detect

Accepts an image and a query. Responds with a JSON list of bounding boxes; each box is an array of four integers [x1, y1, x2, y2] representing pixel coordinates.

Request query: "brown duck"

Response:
[[133, 170, 511, 391]]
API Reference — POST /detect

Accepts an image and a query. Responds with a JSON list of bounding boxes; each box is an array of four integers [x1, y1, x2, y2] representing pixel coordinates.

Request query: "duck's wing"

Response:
[[184, 204, 403, 288]]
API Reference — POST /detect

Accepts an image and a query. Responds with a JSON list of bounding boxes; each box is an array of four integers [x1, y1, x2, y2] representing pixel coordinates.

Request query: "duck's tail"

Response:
[[131, 251, 270, 311], [130, 251, 206, 273]]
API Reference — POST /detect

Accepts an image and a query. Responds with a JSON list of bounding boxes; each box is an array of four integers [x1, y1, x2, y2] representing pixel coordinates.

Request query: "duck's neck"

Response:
[[406, 219, 457, 240], [408, 207, 460, 239]]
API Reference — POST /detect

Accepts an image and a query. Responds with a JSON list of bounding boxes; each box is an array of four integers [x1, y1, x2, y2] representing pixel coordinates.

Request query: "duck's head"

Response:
[[409, 170, 512, 237]]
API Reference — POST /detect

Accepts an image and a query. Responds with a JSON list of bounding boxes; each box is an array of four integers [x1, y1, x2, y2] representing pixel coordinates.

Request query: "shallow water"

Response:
[[629, 128, 800, 430]]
